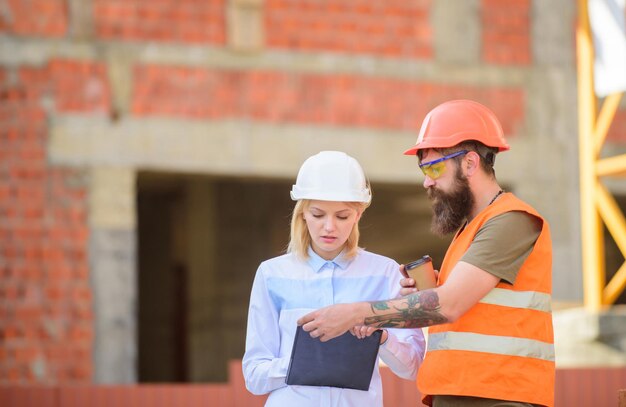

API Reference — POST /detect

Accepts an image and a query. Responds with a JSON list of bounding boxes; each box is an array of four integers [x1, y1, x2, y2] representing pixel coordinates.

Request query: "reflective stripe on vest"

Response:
[[480, 288, 552, 312], [428, 331, 555, 362]]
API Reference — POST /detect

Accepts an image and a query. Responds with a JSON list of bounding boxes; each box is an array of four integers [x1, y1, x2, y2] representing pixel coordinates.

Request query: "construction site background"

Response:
[[0, 0, 625, 406]]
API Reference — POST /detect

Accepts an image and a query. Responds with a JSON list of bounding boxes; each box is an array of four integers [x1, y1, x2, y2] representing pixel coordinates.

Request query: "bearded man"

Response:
[[298, 100, 556, 407]]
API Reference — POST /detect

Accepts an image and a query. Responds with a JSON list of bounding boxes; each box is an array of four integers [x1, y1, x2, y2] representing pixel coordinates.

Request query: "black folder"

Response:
[[285, 325, 382, 391]]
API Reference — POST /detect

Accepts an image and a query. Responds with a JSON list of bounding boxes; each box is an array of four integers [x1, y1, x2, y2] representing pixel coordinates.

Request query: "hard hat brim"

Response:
[[403, 140, 510, 156], [290, 188, 371, 203]]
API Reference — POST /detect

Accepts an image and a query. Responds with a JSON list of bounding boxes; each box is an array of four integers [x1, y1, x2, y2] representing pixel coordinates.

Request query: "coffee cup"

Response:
[[404, 255, 437, 290]]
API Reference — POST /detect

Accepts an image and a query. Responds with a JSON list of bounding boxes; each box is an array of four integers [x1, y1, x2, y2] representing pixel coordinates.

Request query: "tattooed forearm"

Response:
[[371, 301, 390, 311], [365, 290, 448, 328]]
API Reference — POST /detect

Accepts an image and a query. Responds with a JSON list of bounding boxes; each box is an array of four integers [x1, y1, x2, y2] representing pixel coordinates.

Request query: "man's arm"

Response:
[[364, 290, 447, 328], [298, 261, 499, 341]]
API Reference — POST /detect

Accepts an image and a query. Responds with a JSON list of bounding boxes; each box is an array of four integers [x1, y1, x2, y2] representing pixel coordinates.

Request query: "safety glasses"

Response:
[[418, 150, 468, 179]]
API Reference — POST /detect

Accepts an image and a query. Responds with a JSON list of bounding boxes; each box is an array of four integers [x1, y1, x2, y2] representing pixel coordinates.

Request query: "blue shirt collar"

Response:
[[306, 246, 351, 272]]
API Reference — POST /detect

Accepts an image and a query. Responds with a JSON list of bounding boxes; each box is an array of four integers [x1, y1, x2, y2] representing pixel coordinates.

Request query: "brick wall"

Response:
[[132, 66, 525, 134], [0, 0, 575, 386], [0, 0, 68, 37], [481, 0, 531, 65], [0, 57, 111, 383], [93, 0, 227, 43], [265, 0, 433, 58]]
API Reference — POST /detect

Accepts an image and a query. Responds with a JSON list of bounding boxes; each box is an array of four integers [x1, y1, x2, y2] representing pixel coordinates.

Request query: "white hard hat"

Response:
[[290, 151, 371, 203]]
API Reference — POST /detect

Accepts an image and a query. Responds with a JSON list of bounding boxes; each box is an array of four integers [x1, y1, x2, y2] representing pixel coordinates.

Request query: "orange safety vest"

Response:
[[417, 193, 555, 407]]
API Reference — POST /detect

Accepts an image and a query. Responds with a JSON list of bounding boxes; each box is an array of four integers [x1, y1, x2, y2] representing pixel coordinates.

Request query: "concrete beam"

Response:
[[0, 37, 528, 86], [49, 117, 422, 184]]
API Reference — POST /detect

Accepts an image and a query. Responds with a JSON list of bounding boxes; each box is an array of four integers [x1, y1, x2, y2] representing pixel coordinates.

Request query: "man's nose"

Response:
[[423, 176, 436, 188]]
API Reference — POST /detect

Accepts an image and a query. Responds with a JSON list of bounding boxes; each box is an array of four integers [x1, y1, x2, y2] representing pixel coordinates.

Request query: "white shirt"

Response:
[[242, 248, 425, 407]]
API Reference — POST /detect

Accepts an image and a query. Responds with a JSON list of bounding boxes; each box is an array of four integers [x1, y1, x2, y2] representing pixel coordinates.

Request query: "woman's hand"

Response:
[[350, 326, 388, 344]]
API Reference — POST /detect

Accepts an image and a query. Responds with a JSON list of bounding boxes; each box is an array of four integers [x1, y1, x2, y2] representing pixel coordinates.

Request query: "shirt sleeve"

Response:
[[376, 262, 426, 380], [461, 211, 542, 284], [241, 265, 290, 395], [378, 328, 425, 380]]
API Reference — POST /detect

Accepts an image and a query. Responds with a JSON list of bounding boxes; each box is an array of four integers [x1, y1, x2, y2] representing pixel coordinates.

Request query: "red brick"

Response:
[[65, 207, 86, 223], [1, 100, 105, 388], [481, 0, 531, 65], [14, 185, 45, 207], [5, 0, 68, 37], [132, 66, 526, 136], [52, 226, 71, 242], [45, 304, 66, 320], [22, 264, 43, 282], [3, 285, 22, 301], [7, 367, 19, 381], [45, 345, 72, 362], [265, 0, 433, 59], [48, 59, 111, 114], [18, 67, 53, 96], [70, 226, 89, 245], [94, 0, 227, 44], [45, 285, 65, 301], [41, 246, 64, 262], [3, 325, 21, 340], [22, 207, 45, 220], [69, 363, 92, 381], [0, 184, 10, 200], [14, 347, 38, 363], [72, 305, 93, 320], [71, 286, 92, 303], [15, 305, 44, 322], [67, 326, 93, 342], [47, 265, 72, 281], [73, 266, 89, 280]]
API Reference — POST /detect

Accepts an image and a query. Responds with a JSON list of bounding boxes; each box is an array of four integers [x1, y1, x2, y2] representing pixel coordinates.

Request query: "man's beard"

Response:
[[427, 167, 474, 236]]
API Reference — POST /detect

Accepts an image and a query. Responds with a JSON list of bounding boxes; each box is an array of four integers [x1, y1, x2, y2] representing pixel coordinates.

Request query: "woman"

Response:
[[242, 151, 425, 406]]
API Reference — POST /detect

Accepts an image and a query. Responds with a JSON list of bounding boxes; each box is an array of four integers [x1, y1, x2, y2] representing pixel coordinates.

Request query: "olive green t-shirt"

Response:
[[460, 211, 542, 285], [431, 211, 543, 407]]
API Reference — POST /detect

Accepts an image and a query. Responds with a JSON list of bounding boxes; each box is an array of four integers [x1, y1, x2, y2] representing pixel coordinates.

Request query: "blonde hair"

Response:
[[287, 199, 370, 261]]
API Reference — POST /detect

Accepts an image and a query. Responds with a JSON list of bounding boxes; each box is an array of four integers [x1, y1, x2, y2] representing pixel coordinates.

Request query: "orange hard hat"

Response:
[[403, 100, 510, 155]]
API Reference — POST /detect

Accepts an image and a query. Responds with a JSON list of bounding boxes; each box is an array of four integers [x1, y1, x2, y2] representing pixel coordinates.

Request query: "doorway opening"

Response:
[[136, 172, 447, 382]]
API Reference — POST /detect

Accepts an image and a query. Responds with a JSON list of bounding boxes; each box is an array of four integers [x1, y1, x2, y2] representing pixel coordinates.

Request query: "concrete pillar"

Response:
[[89, 167, 137, 383], [227, 0, 264, 52], [432, 0, 481, 64], [68, 0, 95, 40]]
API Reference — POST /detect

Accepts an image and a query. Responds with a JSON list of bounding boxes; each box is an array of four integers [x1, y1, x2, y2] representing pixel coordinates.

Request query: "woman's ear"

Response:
[[355, 210, 363, 222]]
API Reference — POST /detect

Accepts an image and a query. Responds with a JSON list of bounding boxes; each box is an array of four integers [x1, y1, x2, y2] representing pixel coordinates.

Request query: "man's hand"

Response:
[[399, 277, 417, 296], [399, 264, 440, 296], [297, 302, 368, 342]]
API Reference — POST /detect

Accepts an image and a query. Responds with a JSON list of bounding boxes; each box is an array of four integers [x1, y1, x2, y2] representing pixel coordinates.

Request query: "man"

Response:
[[298, 100, 555, 407]]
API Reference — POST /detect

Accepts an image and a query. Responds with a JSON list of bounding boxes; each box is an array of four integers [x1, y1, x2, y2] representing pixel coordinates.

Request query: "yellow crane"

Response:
[[577, 0, 626, 309]]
